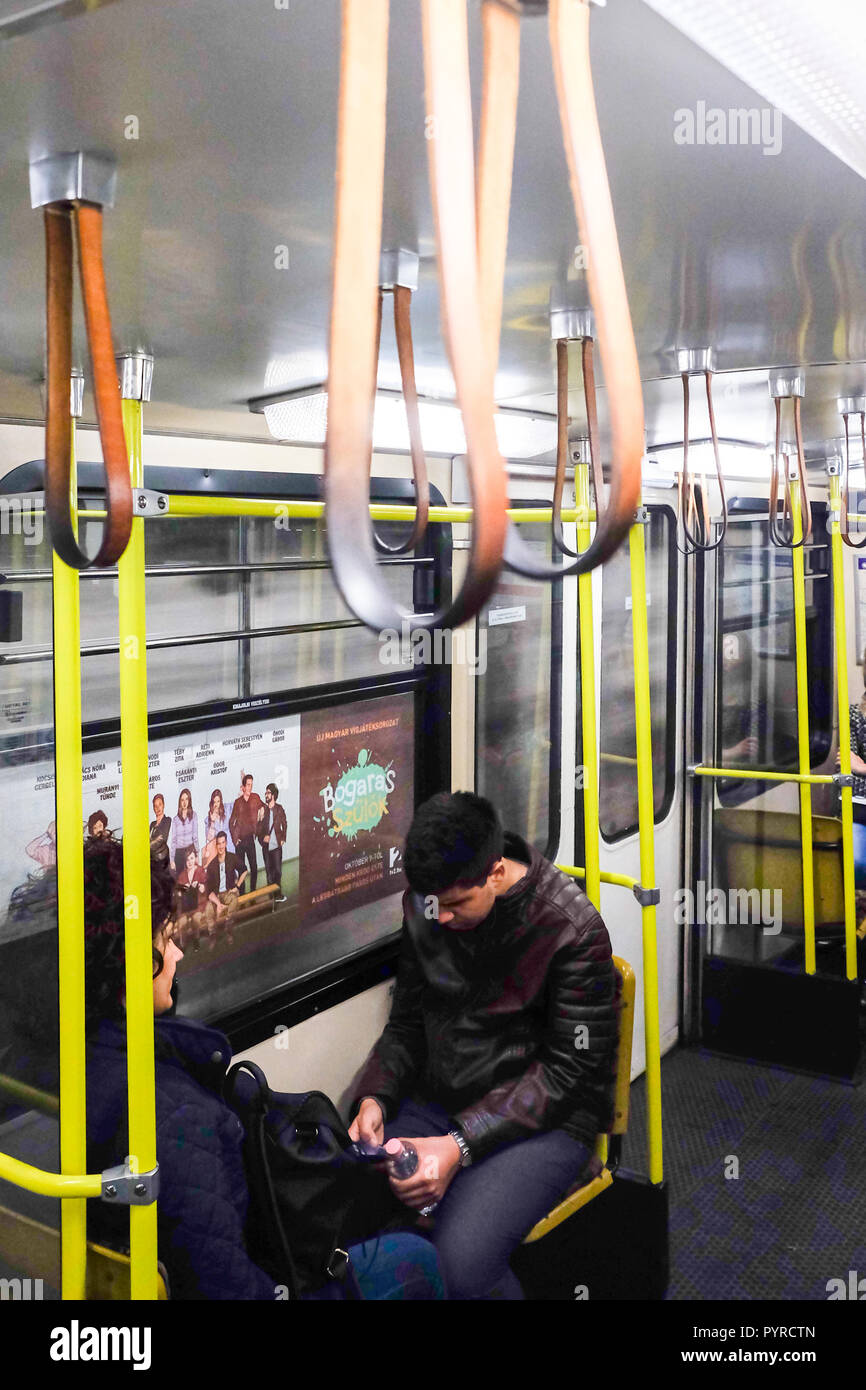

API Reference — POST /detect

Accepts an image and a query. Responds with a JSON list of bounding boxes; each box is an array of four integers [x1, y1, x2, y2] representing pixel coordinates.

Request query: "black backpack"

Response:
[[224, 1059, 380, 1298]]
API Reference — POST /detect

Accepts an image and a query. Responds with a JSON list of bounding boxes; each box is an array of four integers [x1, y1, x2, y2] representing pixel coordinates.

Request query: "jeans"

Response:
[[383, 1097, 591, 1300], [235, 835, 258, 892], [264, 845, 283, 891]]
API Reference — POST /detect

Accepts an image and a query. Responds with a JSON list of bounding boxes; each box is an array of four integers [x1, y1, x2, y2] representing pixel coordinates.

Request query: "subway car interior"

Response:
[[1, 0, 866, 1331]]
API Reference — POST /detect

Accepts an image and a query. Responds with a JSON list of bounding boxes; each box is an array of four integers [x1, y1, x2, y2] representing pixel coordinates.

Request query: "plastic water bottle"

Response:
[[384, 1139, 438, 1216], [384, 1138, 419, 1179]]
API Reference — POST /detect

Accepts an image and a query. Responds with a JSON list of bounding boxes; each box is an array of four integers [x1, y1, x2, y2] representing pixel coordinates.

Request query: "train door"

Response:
[[682, 492, 860, 1076]]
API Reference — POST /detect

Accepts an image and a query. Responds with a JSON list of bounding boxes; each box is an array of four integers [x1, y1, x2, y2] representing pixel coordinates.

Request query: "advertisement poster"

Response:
[[0, 712, 300, 944], [299, 692, 413, 925]]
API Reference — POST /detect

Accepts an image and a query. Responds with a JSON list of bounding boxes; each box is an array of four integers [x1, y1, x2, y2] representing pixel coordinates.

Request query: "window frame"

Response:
[[587, 502, 678, 849]]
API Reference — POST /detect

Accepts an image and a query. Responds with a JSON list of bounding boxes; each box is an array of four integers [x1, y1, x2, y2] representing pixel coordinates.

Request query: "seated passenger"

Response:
[[84, 835, 443, 1300], [174, 843, 212, 950], [348, 791, 620, 1300], [205, 830, 247, 918], [845, 662, 866, 894]]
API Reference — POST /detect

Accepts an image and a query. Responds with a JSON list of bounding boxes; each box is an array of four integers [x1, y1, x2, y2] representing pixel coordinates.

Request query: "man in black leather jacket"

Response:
[[348, 791, 620, 1299]]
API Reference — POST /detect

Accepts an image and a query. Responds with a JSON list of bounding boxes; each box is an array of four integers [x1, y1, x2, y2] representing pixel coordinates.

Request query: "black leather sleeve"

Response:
[[453, 903, 619, 1159], [350, 924, 428, 1122]]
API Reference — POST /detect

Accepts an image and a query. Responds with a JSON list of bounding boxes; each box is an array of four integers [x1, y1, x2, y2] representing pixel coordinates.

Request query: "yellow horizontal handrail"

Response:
[[56, 501, 596, 525], [556, 863, 643, 894], [0, 1151, 101, 1200], [0, 1074, 59, 1117], [692, 765, 837, 785]]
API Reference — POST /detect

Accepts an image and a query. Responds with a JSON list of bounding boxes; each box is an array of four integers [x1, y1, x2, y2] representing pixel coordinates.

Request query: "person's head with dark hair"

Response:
[[177, 788, 193, 821], [403, 792, 507, 930], [84, 835, 182, 1030], [179, 845, 197, 879], [209, 788, 225, 820], [265, 783, 278, 805], [87, 810, 109, 839]]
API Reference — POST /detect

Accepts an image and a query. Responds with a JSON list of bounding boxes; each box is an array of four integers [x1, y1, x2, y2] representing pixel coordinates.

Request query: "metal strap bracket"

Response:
[[101, 1159, 160, 1206], [133, 489, 169, 516], [834, 772, 855, 788], [826, 459, 841, 477], [631, 882, 660, 908], [633, 505, 650, 525]]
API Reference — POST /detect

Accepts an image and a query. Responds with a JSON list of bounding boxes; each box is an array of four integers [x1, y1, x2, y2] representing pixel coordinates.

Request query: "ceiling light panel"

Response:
[[264, 391, 556, 459], [643, 0, 866, 181]]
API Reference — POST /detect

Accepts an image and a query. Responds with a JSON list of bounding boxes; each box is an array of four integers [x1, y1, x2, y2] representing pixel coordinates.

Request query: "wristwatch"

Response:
[[448, 1127, 473, 1168]]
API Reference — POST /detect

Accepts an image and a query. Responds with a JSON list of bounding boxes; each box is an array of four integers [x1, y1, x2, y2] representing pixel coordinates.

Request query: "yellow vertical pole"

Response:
[[629, 510, 663, 1185], [576, 455, 600, 909], [789, 474, 817, 974], [118, 380, 158, 1300], [55, 409, 87, 1300], [828, 467, 857, 979]]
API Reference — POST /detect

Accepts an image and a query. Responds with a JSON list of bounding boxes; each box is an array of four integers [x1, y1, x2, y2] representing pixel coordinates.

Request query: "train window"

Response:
[[475, 519, 562, 856], [247, 516, 418, 695], [0, 481, 449, 1033], [715, 511, 832, 805], [596, 506, 676, 842]]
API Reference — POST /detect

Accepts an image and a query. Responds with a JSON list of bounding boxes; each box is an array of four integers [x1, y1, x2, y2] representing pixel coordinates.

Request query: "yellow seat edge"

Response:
[[523, 1168, 614, 1243]]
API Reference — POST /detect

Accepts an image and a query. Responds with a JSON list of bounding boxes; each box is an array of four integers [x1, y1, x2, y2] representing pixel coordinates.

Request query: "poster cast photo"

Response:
[[79, 772, 290, 949]]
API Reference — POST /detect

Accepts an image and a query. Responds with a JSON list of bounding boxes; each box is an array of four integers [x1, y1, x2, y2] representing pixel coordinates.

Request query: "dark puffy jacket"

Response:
[[353, 833, 620, 1159], [86, 1015, 275, 1300]]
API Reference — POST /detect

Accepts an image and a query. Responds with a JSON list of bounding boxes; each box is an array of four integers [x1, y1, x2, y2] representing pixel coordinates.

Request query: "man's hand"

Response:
[[348, 1097, 384, 1146], [387, 1135, 462, 1211]]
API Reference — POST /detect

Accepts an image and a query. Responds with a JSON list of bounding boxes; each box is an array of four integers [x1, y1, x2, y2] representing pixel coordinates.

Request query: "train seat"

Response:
[[0, 1201, 168, 1299], [713, 808, 850, 943], [522, 955, 635, 1243]]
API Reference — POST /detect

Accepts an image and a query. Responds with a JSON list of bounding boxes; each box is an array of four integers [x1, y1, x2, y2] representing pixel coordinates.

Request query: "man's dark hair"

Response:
[[215, 831, 227, 844], [242, 774, 253, 788], [266, 783, 279, 801], [403, 791, 504, 895], [87, 810, 109, 836]]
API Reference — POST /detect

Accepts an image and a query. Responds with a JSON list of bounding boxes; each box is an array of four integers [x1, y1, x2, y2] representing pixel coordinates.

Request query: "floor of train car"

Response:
[[622, 1040, 866, 1300]]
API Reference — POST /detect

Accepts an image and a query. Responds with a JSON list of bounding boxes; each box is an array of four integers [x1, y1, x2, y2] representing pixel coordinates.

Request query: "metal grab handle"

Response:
[[501, 0, 644, 580], [44, 203, 132, 569], [677, 371, 728, 555], [370, 285, 430, 555], [324, 0, 507, 634], [769, 395, 812, 549], [551, 337, 605, 559], [840, 413, 866, 549]]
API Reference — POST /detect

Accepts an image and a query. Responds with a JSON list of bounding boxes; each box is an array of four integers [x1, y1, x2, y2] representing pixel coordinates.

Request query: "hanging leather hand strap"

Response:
[[44, 201, 132, 569], [324, 0, 507, 633], [498, 0, 644, 579], [677, 370, 727, 554], [769, 394, 812, 549], [371, 284, 430, 555], [840, 413, 866, 549]]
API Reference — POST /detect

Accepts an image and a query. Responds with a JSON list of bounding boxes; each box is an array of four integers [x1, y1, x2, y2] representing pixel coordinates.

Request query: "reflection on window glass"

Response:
[[476, 523, 559, 853], [716, 516, 832, 803], [598, 509, 674, 841]]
